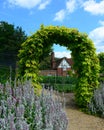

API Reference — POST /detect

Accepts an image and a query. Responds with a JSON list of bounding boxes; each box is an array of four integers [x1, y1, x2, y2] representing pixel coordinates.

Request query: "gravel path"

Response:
[[60, 93, 104, 130]]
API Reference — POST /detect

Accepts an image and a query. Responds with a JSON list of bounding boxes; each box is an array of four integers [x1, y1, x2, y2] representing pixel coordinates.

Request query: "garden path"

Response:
[[60, 93, 104, 130]]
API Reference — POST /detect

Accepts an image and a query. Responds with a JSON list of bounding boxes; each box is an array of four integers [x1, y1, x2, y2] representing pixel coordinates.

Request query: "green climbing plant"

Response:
[[18, 25, 100, 108]]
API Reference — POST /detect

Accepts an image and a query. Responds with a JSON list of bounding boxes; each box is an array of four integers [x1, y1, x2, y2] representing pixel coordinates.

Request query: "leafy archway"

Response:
[[18, 25, 100, 108]]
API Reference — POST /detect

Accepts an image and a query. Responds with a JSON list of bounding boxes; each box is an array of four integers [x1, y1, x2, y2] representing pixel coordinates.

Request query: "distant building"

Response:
[[40, 52, 73, 76]]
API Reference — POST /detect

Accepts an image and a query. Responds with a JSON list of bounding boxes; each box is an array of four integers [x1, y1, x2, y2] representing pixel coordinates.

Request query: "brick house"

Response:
[[40, 52, 73, 76]]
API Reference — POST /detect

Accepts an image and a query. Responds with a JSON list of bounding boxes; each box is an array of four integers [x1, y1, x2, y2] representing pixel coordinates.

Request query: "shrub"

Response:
[[88, 83, 104, 118], [40, 76, 77, 84], [0, 79, 68, 130], [0, 66, 15, 84], [54, 84, 75, 93], [40, 76, 77, 93]]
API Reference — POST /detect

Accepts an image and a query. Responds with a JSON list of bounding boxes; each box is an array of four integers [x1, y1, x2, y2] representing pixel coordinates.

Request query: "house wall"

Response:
[[40, 53, 73, 76], [57, 68, 71, 76], [58, 59, 71, 69], [40, 70, 57, 76], [40, 68, 72, 76]]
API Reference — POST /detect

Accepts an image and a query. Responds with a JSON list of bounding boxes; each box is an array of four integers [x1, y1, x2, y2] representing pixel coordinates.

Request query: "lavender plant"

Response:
[[88, 83, 104, 118], [0, 80, 68, 130]]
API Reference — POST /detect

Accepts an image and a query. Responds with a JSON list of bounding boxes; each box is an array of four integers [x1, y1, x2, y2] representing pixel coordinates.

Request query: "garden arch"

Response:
[[18, 25, 100, 108]]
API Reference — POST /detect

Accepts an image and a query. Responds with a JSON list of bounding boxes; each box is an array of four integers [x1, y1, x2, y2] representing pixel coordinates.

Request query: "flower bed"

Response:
[[0, 80, 68, 130]]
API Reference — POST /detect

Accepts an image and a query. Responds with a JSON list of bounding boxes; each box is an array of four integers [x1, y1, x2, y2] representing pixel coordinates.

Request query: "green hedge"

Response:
[[40, 76, 77, 84], [40, 76, 77, 93], [54, 84, 76, 93]]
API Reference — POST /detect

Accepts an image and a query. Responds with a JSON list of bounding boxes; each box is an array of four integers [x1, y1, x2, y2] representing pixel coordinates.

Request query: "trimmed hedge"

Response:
[[40, 76, 77, 93], [40, 76, 77, 84]]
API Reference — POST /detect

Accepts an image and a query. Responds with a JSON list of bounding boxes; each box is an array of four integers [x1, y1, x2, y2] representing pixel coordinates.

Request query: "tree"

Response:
[[39, 54, 52, 70], [0, 21, 27, 67], [98, 52, 104, 73], [98, 52, 104, 82]]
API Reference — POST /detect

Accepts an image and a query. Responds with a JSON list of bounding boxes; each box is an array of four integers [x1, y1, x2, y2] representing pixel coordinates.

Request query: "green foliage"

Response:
[[98, 52, 104, 73], [18, 25, 100, 108], [40, 76, 77, 84], [0, 65, 15, 84], [39, 54, 52, 70], [54, 84, 76, 93], [98, 52, 104, 83], [0, 21, 27, 53], [40, 76, 77, 93], [0, 21, 27, 68]]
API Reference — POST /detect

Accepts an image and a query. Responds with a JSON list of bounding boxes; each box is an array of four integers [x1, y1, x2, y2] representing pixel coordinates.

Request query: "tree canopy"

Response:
[[0, 21, 27, 67], [98, 52, 104, 74], [98, 52, 104, 82]]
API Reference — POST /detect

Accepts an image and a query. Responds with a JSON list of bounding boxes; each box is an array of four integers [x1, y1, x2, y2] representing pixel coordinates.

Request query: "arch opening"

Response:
[[18, 25, 100, 108]]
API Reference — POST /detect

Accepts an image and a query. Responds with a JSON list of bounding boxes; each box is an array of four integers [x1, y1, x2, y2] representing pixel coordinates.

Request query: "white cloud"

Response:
[[53, 0, 77, 22], [54, 0, 104, 21], [66, 0, 77, 13], [38, 0, 51, 10], [53, 9, 66, 22], [83, 0, 104, 15], [55, 51, 71, 58], [7, 0, 41, 9], [6, 0, 51, 9], [96, 46, 104, 53], [99, 20, 104, 26], [89, 25, 104, 52]]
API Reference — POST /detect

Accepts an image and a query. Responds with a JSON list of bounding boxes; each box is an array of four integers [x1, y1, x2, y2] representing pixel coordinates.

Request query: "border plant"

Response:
[[88, 83, 104, 118], [18, 25, 100, 108], [0, 80, 68, 130]]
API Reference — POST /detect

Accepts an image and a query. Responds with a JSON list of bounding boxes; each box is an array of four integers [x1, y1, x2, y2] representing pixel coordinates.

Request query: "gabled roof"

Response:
[[66, 58, 73, 66], [53, 57, 73, 69]]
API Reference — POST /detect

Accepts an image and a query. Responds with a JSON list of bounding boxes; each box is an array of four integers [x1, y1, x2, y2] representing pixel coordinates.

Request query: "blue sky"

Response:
[[0, 0, 104, 58]]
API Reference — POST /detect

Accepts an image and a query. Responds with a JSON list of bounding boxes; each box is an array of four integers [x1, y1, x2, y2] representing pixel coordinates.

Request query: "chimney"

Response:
[[51, 52, 55, 69]]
